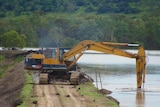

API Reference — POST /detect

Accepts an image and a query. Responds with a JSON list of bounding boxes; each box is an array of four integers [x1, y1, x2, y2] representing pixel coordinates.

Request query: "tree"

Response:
[[0, 30, 26, 48], [143, 17, 160, 49]]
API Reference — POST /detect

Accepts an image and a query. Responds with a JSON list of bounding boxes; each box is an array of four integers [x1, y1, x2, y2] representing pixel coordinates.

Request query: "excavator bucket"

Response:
[[136, 46, 146, 88]]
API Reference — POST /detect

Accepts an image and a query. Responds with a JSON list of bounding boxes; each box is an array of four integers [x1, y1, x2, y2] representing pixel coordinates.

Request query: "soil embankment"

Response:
[[0, 50, 27, 107], [0, 60, 25, 107]]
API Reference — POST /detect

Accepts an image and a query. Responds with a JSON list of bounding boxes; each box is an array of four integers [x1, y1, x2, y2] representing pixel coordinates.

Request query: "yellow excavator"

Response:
[[24, 40, 146, 88]]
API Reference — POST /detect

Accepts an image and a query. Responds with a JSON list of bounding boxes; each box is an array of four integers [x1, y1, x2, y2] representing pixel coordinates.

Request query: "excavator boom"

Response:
[[63, 40, 137, 60], [63, 40, 146, 88]]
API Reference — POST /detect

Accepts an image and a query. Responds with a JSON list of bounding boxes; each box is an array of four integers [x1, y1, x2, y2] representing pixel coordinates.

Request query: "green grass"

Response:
[[17, 71, 34, 107], [76, 82, 119, 107], [0, 55, 5, 61], [0, 55, 5, 77], [0, 55, 7, 78], [0, 67, 5, 78], [0, 56, 23, 78]]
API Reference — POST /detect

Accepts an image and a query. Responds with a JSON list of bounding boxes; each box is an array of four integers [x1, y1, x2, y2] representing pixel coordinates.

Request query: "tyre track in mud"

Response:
[[55, 84, 86, 107], [34, 84, 62, 107], [34, 83, 87, 107]]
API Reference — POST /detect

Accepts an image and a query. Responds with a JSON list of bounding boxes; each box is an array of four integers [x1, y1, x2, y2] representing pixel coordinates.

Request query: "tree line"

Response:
[[0, 0, 160, 49], [0, 0, 159, 17]]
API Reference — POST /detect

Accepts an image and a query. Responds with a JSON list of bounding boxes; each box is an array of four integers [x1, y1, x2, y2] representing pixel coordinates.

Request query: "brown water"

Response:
[[78, 52, 160, 107]]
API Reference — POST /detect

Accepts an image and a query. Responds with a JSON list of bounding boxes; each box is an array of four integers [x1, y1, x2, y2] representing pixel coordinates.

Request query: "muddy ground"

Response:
[[0, 50, 119, 107], [33, 82, 118, 107], [0, 58, 25, 107], [34, 84, 88, 107]]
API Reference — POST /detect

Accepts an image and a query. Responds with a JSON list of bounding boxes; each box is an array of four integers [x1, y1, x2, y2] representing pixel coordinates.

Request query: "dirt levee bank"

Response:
[[0, 61, 25, 107]]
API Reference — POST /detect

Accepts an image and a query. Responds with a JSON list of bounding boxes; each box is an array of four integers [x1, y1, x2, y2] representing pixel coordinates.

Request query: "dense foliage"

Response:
[[0, 30, 26, 48], [0, 0, 160, 49]]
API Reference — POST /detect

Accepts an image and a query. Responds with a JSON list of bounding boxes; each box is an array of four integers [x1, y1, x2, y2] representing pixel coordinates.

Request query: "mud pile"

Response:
[[0, 50, 30, 58], [0, 51, 25, 107]]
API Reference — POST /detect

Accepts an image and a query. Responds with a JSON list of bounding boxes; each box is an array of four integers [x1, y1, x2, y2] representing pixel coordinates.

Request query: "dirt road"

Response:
[[0, 50, 118, 107], [34, 83, 87, 107], [31, 73, 118, 107]]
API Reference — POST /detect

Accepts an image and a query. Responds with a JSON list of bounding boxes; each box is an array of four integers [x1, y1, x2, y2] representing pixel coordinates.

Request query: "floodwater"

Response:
[[77, 50, 160, 107]]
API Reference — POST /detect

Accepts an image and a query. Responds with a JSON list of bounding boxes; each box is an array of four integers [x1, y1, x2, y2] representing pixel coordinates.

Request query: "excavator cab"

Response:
[[42, 48, 76, 71], [24, 53, 44, 70], [24, 48, 77, 71], [39, 48, 78, 83]]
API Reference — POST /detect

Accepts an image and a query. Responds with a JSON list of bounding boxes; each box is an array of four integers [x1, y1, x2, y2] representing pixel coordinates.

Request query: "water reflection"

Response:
[[81, 64, 160, 107], [136, 89, 145, 107]]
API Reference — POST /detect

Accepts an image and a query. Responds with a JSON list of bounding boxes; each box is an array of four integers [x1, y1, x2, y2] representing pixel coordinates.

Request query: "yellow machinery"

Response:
[[24, 53, 45, 70], [24, 40, 146, 88]]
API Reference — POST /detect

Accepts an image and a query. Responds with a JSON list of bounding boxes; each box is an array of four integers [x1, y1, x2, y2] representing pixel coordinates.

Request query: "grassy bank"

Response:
[[0, 55, 23, 78], [18, 71, 34, 107], [76, 82, 119, 107], [0, 55, 28, 107], [0, 55, 5, 78]]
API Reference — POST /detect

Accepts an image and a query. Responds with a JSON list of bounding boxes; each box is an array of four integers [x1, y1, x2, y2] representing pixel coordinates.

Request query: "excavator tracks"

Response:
[[39, 73, 49, 84], [70, 72, 80, 85]]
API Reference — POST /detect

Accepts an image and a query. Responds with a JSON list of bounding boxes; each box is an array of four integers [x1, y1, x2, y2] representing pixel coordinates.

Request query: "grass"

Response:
[[76, 82, 119, 107], [0, 55, 5, 61], [0, 55, 5, 78], [0, 56, 24, 78], [15, 56, 24, 62], [17, 70, 34, 107]]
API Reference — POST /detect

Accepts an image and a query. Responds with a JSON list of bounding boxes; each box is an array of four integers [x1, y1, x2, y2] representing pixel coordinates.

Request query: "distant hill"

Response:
[[0, 0, 160, 17]]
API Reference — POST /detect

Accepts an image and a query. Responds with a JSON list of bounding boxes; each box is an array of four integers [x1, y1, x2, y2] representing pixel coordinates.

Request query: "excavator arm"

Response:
[[63, 40, 146, 88], [136, 46, 146, 88]]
